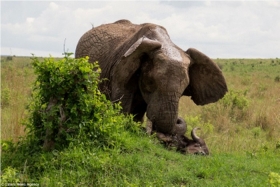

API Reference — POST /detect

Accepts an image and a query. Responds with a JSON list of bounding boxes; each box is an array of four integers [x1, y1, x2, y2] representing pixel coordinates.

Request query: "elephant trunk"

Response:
[[146, 92, 180, 134]]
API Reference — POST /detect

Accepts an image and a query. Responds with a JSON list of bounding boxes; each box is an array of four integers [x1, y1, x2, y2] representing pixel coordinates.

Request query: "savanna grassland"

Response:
[[179, 58, 280, 153], [1, 56, 280, 186]]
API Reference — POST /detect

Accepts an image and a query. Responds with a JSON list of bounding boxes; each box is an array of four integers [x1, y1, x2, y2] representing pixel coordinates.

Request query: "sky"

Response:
[[1, 0, 280, 58]]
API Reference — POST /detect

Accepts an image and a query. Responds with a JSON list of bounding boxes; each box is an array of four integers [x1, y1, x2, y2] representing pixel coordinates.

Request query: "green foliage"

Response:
[[184, 115, 214, 135], [201, 89, 250, 125], [24, 54, 138, 151], [1, 167, 21, 183], [269, 172, 280, 187], [251, 127, 263, 138], [2, 144, 279, 186], [218, 89, 250, 122], [6, 56, 13, 61], [276, 141, 280, 149], [220, 89, 249, 110], [1, 87, 11, 107], [1, 54, 141, 183]]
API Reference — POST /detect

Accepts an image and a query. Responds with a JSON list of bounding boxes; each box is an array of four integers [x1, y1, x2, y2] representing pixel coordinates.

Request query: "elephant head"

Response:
[[112, 23, 227, 136]]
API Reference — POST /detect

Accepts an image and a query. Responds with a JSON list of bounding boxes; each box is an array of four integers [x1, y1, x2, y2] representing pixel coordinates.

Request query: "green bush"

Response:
[[23, 54, 138, 151], [184, 115, 214, 135], [201, 89, 250, 125], [220, 90, 249, 110], [6, 56, 13, 61], [1, 167, 21, 184], [1, 54, 141, 181], [269, 172, 280, 187]]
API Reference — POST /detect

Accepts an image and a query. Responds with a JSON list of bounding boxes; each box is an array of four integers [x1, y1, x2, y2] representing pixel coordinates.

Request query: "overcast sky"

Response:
[[1, 1, 280, 58]]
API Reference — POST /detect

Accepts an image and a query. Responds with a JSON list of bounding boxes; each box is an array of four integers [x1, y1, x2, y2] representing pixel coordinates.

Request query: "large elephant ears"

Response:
[[184, 48, 228, 105]]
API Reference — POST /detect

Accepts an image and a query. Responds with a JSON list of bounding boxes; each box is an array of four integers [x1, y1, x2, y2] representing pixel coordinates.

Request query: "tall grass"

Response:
[[1, 57, 36, 141], [180, 58, 280, 153]]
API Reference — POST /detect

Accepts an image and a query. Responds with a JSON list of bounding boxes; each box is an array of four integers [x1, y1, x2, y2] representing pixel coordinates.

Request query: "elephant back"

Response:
[[76, 20, 144, 80], [75, 20, 139, 62]]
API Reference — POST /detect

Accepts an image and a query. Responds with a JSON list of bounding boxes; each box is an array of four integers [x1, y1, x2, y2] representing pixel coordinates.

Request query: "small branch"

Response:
[[111, 95, 124, 103], [64, 38, 66, 54]]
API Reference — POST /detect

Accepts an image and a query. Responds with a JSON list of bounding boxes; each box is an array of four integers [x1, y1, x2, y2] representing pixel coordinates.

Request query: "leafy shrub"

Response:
[[184, 115, 214, 135], [202, 89, 250, 126], [221, 90, 249, 110], [269, 172, 280, 187], [6, 56, 13, 61], [1, 167, 20, 184], [24, 53, 138, 151], [1, 54, 141, 181]]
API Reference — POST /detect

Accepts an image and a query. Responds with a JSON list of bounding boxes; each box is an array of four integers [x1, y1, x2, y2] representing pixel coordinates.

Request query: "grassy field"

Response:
[[1, 56, 36, 141], [1, 56, 280, 186], [179, 58, 280, 153]]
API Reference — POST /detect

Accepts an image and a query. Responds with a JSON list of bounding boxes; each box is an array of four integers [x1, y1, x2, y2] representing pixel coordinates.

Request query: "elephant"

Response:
[[75, 19, 227, 143]]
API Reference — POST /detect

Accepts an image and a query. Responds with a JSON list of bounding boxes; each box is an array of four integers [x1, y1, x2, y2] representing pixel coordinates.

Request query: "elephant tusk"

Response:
[[191, 127, 201, 142]]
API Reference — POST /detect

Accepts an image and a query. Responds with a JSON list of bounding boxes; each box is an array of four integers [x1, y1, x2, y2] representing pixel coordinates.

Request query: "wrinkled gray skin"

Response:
[[147, 118, 209, 155], [75, 19, 227, 137]]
